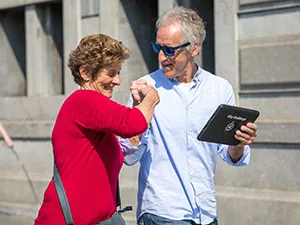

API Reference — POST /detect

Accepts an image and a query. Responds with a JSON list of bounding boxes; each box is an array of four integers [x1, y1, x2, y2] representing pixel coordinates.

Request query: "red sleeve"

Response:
[[66, 90, 147, 138]]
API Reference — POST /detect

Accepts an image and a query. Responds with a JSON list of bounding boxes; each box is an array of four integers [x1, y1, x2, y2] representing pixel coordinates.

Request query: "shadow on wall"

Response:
[[121, 0, 158, 73]]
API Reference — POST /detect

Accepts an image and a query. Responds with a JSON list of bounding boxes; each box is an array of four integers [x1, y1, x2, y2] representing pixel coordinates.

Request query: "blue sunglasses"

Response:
[[151, 41, 191, 57]]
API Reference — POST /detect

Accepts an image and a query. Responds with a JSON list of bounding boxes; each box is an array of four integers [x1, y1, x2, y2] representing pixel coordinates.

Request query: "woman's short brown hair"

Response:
[[68, 34, 129, 85]]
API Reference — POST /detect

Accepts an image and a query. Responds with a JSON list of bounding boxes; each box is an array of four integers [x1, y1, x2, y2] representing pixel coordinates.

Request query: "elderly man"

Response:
[[121, 6, 257, 225]]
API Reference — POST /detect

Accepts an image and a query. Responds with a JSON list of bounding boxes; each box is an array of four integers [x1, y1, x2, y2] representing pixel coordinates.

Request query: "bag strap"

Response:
[[53, 162, 74, 225], [116, 180, 121, 207], [116, 180, 133, 213], [53, 161, 131, 224]]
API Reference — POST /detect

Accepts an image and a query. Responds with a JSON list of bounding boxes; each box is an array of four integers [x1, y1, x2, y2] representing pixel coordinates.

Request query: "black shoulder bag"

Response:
[[53, 162, 131, 225]]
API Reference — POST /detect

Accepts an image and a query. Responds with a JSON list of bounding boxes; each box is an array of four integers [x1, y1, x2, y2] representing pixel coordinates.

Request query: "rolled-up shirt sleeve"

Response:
[[119, 128, 150, 166], [216, 80, 251, 166], [217, 144, 251, 166]]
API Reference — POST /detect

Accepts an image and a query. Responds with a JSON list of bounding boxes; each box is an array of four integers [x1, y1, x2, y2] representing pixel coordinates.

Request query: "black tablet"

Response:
[[197, 104, 260, 146]]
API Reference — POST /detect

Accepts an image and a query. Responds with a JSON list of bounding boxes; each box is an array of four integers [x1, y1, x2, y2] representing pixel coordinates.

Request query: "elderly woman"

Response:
[[34, 34, 159, 225]]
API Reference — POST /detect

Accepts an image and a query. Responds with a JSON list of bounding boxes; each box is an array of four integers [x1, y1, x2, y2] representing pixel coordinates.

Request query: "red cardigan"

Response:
[[35, 90, 147, 225]]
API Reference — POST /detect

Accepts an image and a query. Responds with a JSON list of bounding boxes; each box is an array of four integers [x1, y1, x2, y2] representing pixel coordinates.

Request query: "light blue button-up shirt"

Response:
[[119, 67, 250, 225]]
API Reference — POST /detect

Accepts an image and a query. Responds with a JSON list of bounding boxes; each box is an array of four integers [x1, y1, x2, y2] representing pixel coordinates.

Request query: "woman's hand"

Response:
[[130, 80, 159, 106]]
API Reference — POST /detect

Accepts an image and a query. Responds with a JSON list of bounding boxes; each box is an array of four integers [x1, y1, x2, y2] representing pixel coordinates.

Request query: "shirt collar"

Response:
[[192, 64, 203, 83]]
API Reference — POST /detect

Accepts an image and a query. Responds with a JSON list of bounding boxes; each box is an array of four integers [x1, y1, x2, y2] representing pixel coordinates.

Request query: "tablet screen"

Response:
[[197, 104, 260, 145]]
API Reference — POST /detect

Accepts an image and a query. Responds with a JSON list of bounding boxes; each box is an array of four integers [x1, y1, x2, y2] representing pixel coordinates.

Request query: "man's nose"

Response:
[[158, 50, 167, 62]]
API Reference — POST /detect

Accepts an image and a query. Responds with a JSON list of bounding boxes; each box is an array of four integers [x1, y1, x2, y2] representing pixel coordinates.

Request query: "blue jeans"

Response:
[[138, 213, 218, 225]]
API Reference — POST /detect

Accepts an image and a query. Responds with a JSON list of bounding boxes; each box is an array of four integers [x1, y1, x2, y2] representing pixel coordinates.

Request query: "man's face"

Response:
[[156, 22, 192, 79]]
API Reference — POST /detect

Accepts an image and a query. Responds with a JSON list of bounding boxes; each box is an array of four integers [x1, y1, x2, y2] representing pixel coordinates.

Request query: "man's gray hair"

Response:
[[156, 6, 206, 50]]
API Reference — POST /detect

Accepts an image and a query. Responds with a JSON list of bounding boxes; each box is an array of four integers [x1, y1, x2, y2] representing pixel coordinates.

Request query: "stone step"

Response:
[[0, 213, 34, 225], [0, 202, 38, 219]]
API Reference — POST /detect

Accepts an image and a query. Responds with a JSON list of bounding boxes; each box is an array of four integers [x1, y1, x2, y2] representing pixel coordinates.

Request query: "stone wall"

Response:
[[0, 0, 299, 224]]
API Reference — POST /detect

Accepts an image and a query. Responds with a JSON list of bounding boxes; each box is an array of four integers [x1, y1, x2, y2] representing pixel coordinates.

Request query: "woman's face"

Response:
[[81, 63, 122, 98], [94, 63, 122, 98]]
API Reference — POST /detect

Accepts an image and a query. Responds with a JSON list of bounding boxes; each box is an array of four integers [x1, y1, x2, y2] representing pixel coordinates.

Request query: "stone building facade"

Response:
[[0, 0, 299, 224]]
